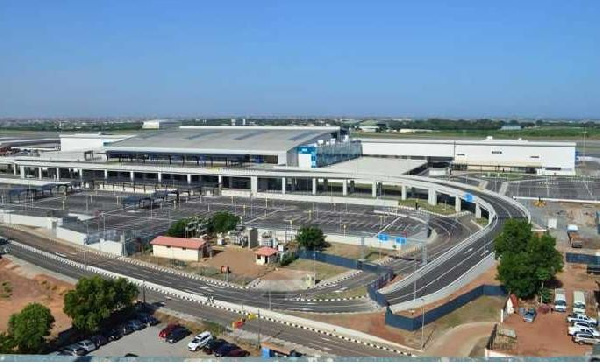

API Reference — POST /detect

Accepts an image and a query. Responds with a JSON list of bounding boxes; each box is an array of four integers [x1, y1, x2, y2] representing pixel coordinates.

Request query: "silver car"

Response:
[[573, 332, 600, 345]]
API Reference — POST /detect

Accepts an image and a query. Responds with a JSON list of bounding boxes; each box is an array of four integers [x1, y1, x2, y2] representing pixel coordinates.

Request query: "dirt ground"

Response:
[[0, 256, 73, 336], [499, 312, 587, 357]]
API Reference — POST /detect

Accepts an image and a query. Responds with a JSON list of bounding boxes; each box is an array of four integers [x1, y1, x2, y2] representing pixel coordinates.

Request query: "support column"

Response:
[[187, 174, 192, 184], [250, 176, 258, 194], [401, 185, 407, 201], [455, 196, 462, 212], [38, 167, 43, 179], [312, 178, 317, 195], [281, 177, 286, 195], [55, 168, 60, 180], [428, 188, 437, 205], [20, 166, 25, 179], [104, 169, 108, 180], [342, 180, 348, 196], [12, 164, 17, 176], [157, 172, 162, 182], [475, 203, 482, 218], [372, 181, 377, 198], [129, 171, 135, 182], [79, 168, 84, 181]]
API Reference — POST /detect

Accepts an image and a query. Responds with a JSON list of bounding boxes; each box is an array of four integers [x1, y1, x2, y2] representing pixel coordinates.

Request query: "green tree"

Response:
[[64, 276, 138, 333], [494, 219, 563, 299], [165, 218, 190, 238], [207, 211, 239, 234], [296, 225, 328, 251], [0, 332, 15, 354], [7, 303, 54, 354]]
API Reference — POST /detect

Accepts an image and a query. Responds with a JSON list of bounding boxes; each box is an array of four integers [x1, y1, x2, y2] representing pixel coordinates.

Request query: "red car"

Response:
[[159, 324, 180, 339]]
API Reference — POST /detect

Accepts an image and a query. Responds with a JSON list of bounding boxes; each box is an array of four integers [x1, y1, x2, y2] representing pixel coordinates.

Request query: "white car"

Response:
[[567, 313, 598, 326], [187, 331, 213, 351], [568, 324, 600, 337], [77, 340, 97, 352]]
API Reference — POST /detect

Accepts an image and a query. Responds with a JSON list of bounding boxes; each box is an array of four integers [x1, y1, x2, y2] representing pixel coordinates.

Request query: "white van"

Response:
[[554, 288, 567, 312], [573, 290, 586, 315]]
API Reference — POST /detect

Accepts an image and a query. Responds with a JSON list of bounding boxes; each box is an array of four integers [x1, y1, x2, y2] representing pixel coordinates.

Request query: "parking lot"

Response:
[[91, 323, 208, 358], [508, 176, 600, 201], [0, 189, 427, 241]]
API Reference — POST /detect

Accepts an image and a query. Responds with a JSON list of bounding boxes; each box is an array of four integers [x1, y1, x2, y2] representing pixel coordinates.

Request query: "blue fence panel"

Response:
[[565, 252, 600, 265], [384, 285, 507, 331]]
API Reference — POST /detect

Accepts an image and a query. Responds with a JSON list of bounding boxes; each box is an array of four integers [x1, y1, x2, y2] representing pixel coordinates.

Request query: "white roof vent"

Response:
[[486, 136, 493, 140]]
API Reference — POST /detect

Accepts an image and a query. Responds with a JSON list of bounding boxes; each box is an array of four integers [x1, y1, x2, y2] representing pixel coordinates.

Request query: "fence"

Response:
[[295, 249, 394, 306], [565, 252, 600, 266], [384, 284, 507, 331]]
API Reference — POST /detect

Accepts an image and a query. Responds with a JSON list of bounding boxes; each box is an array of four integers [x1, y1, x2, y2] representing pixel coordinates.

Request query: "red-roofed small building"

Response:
[[150, 236, 210, 262], [255, 246, 279, 265]]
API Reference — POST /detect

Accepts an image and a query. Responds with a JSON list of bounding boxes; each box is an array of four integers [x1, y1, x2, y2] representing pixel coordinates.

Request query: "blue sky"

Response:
[[1, 0, 598, 118]]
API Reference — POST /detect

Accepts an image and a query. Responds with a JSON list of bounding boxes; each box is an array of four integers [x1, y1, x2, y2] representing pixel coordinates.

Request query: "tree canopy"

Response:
[[207, 211, 239, 234], [296, 225, 328, 251], [165, 218, 190, 238], [64, 276, 138, 333], [7, 303, 55, 354], [494, 219, 563, 298]]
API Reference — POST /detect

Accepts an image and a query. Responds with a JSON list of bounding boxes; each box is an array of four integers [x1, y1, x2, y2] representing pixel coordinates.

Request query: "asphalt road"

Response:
[[3, 249, 400, 358]]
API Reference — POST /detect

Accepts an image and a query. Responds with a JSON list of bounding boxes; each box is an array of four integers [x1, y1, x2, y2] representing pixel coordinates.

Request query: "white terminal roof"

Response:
[[106, 126, 340, 155]]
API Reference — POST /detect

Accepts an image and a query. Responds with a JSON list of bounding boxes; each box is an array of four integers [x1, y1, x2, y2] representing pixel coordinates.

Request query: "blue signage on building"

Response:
[[395, 237, 407, 245], [464, 193, 473, 203], [377, 233, 389, 242]]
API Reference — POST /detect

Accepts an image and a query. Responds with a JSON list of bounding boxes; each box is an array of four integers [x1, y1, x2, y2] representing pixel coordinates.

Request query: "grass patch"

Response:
[[1, 281, 12, 299], [353, 126, 600, 140], [398, 198, 457, 216], [284, 259, 349, 281], [324, 242, 388, 261], [434, 296, 504, 330], [475, 217, 489, 227]]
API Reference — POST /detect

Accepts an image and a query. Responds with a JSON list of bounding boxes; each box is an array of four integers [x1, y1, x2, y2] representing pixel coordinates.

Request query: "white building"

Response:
[[360, 137, 576, 175], [59, 133, 135, 152], [142, 119, 181, 129]]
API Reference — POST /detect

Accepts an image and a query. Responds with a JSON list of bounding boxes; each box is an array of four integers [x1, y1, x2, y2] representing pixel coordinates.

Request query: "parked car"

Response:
[[124, 353, 138, 357], [226, 349, 250, 357], [120, 324, 134, 336], [127, 319, 146, 331], [568, 324, 600, 337], [159, 324, 180, 339], [214, 343, 239, 357], [522, 308, 536, 323], [203, 338, 227, 355], [187, 331, 213, 351], [573, 332, 600, 345], [63, 344, 87, 356], [90, 335, 108, 347], [0, 238, 9, 245], [568, 314, 598, 326], [104, 328, 123, 342], [137, 314, 159, 327], [76, 340, 97, 352], [166, 327, 190, 343]]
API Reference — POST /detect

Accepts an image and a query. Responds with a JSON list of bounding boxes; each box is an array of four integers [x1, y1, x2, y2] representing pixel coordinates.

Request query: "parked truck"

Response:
[[567, 224, 583, 249], [573, 290, 587, 315], [555, 288, 567, 312]]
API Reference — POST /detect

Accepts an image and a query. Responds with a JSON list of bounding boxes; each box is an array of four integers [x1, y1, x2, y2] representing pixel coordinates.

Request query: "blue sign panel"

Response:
[[377, 233, 389, 242], [395, 237, 407, 245], [464, 193, 473, 203]]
